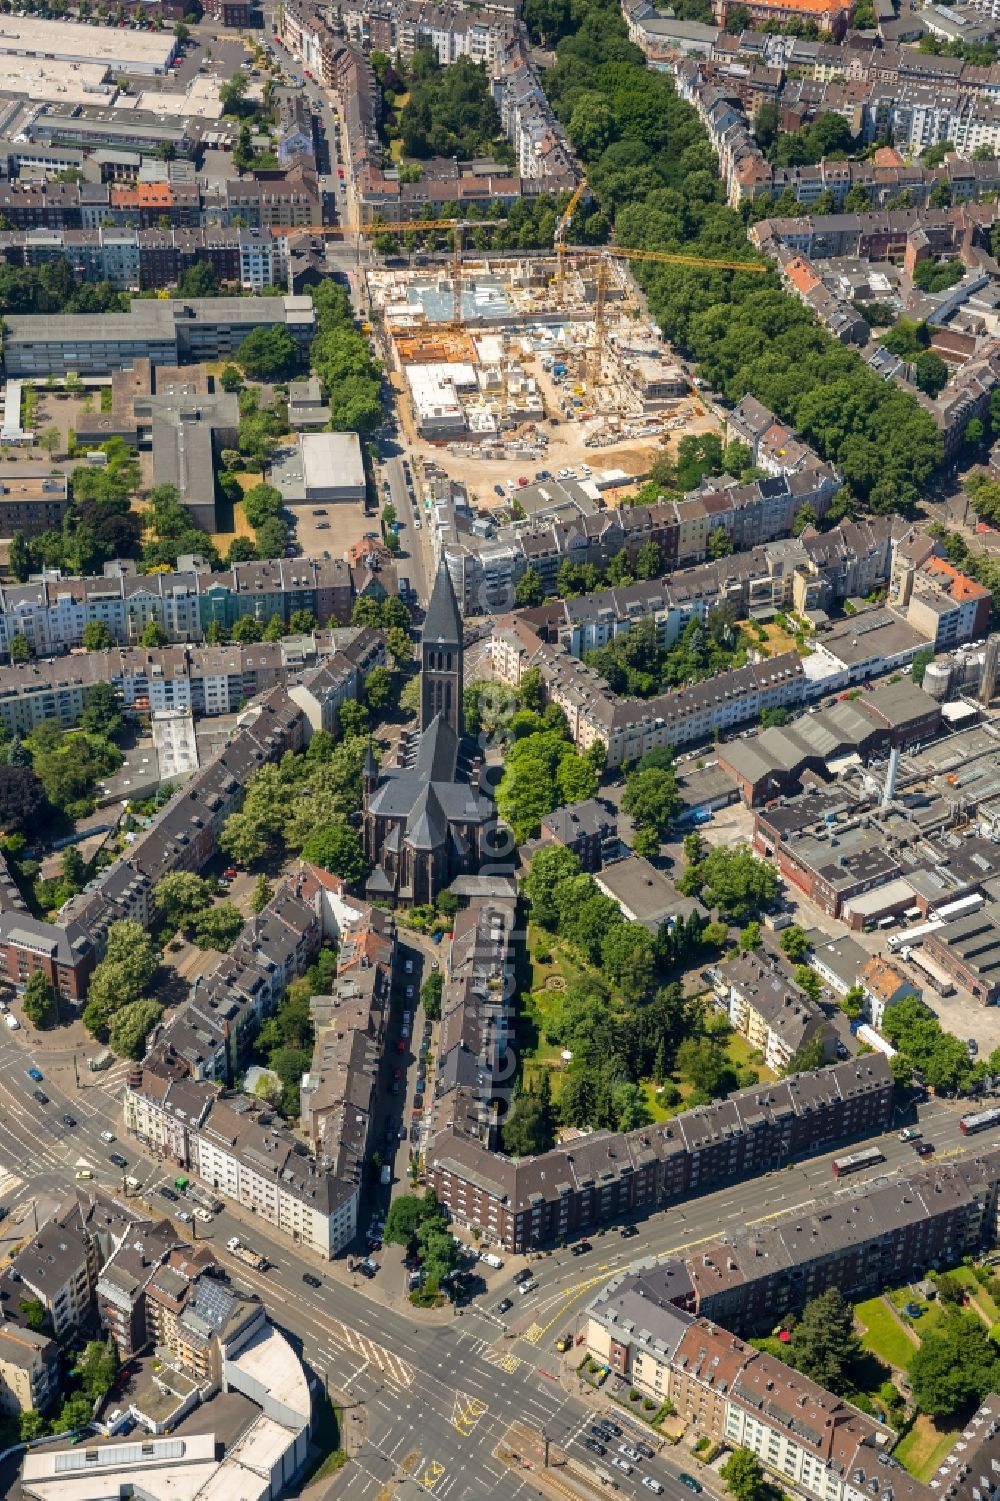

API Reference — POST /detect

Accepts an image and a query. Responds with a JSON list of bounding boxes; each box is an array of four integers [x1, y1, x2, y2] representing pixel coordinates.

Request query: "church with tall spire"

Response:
[[362, 563, 493, 908]]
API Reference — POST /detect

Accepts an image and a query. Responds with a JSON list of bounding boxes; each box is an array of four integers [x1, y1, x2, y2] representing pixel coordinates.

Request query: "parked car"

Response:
[[611, 1458, 633, 1475], [621, 1225, 639, 1239], [620, 1445, 642, 1463], [679, 1475, 703, 1492], [599, 1420, 622, 1438], [571, 1241, 592, 1257], [585, 1439, 607, 1456], [158, 1186, 179, 1202]]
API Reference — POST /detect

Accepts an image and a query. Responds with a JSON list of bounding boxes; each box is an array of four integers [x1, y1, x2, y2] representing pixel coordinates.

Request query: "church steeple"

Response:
[[421, 562, 463, 737]]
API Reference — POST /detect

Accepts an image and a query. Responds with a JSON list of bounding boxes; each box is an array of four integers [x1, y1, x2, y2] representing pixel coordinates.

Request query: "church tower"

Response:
[[421, 562, 463, 737]]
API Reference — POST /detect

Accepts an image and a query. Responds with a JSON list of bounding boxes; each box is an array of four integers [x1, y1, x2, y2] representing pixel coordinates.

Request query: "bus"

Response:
[[959, 1108, 1000, 1137], [832, 1146, 885, 1178]]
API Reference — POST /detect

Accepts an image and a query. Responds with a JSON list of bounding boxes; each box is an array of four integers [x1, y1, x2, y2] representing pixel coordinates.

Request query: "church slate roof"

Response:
[[423, 562, 463, 646]]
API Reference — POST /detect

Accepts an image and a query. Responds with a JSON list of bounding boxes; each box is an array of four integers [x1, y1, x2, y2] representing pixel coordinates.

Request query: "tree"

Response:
[[708, 527, 732, 558], [82, 920, 159, 1035], [251, 873, 273, 914], [622, 766, 680, 836], [300, 824, 367, 883], [739, 920, 762, 953], [386, 626, 412, 668], [22, 971, 56, 1029], [153, 872, 214, 934], [789, 1289, 860, 1391], [910, 1312, 1000, 1419], [365, 666, 394, 715], [722, 1448, 770, 1501], [10, 633, 30, 662], [420, 968, 444, 1020], [523, 845, 582, 929], [220, 811, 269, 868], [238, 325, 300, 382], [289, 608, 316, 634], [220, 364, 243, 393], [514, 567, 544, 607], [81, 620, 112, 651], [8, 532, 32, 583], [338, 701, 369, 740], [793, 963, 823, 1002], [502, 1080, 555, 1156], [914, 349, 950, 399], [779, 924, 811, 963], [38, 426, 60, 457], [80, 682, 122, 739], [912, 647, 935, 686], [632, 824, 661, 859], [384, 1193, 428, 1249], [0, 764, 46, 833], [108, 998, 163, 1060], [140, 619, 168, 648], [231, 616, 264, 645], [601, 922, 655, 1004], [191, 903, 244, 951], [697, 846, 777, 922], [19, 1299, 46, 1331], [20, 1410, 45, 1442]]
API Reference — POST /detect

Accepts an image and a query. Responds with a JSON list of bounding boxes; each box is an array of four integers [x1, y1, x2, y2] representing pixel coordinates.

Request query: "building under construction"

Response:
[[366, 252, 694, 445]]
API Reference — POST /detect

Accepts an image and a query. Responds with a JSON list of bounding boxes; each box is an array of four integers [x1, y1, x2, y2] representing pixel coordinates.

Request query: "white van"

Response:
[[479, 1251, 503, 1270], [4, 1013, 18, 1030]]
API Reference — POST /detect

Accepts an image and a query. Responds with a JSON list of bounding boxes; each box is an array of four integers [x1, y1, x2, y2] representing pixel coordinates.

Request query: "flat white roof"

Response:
[[227, 1325, 310, 1425], [300, 431, 365, 493], [230, 1414, 300, 1477], [136, 76, 226, 119], [0, 15, 175, 68], [0, 55, 114, 104], [844, 876, 918, 918], [22, 1434, 217, 1501]]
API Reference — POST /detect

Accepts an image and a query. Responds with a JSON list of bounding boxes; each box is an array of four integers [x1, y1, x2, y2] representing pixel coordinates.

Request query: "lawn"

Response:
[[521, 928, 591, 1099], [856, 1297, 919, 1373], [895, 1415, 961, 1481]]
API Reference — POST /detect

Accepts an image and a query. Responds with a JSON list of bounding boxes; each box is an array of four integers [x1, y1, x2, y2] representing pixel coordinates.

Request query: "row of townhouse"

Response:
[[443, 457, 841, 615], [668, 1146, 1000, 1332], [587, 1273, 1000, 1501], [0, 685, 310, 1000], [338, 0, 517, 66], [427, 1053, 893, 1251], [0, 165, 323, 233], [126, 869, 398, 1258], [0, 225, 289, 294], [0, 627, 386, 735], [492, 617, 807, 767], [0, 559, 363, 659], [278, 0, 580, 220], [748, 205, 993, 264], [502, 516, 917, 663], [713, 950, 835, 1073], [434, 895, 518, 1149]]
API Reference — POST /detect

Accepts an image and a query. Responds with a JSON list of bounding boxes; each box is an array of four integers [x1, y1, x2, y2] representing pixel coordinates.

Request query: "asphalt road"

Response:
[[0, 1011, 977, 1501], [384, 453, 433, 608]]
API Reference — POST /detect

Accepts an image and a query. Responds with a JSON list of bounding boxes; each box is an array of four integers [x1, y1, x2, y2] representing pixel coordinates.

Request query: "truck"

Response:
[[226, 1237, 268, 1271]]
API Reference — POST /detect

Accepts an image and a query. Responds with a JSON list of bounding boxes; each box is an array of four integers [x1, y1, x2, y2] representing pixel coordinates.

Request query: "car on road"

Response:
[[643, 1480, 664, 1494], [496, 1297, 513, 1315], [26, 1067, 42, 1081], [611, 1458, 633, 1475], [302, 1272, 322, 1288], [396, 1039, 406, 1053], [32, 1089, 48, 1105], [100, 1130, 116, 1143], [585, 1439, 607, 1456], [518, 1278, 538, 1296], [391, 1079, 401, 1094], [598, 1420, 621, 1438], [679, 1474, 703, 1492], [620, 1445, 642, 1463], [494, 484, 504, 496], [571, 1241, 592, 1257], [636, 1443, 655, 1460], [914, 1141, 934, 1156], [177, 1210, 192, 1223], [899, 1127, 921, 1141], [513, 1268, 534, 1285], [158, 1186, 179, 1202], [193, 1208, 213, 1223], [621, 1224, 638, 1239], [109, 1153, 128, 1169], [61, 1113, 76, 1128]]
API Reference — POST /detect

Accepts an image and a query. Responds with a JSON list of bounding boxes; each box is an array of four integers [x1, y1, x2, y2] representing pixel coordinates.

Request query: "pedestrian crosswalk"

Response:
[[324, 1315, 415, 1388], [0, 1167, 22, 1201]]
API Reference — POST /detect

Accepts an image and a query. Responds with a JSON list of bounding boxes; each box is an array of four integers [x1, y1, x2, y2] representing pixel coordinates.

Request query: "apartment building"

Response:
[[0, 473, 69, 541], [586, 1274, 892, 1501], [0, 1326, 59, 1417], [428, 1054, 893, 1251], [5, 1199, 99, 1339], [494, 627, 806, 768], [96, 1218, 180, 1359], [717, 952, 834, 1073], [892, 553, 993, 650]]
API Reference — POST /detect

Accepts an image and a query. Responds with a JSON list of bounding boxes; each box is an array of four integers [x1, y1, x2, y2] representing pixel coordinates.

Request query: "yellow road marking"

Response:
[[421, 1459, 446, 1488], [452, 1393, 489, 1435]]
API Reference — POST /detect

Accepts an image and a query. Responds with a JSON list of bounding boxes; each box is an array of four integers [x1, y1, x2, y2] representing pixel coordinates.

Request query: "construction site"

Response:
[[366, 249, 717, 482]]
